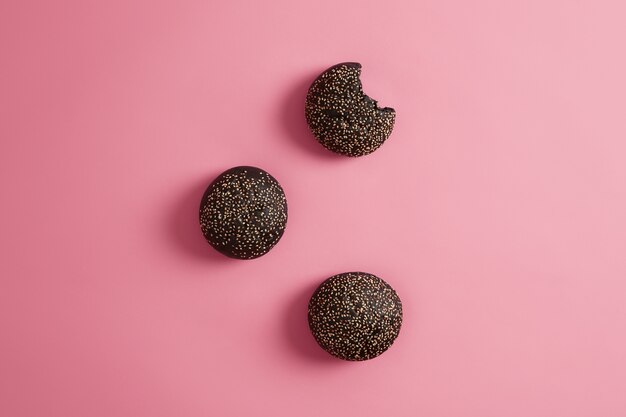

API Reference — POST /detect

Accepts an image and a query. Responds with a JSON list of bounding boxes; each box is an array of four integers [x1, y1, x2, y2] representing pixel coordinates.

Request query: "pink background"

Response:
[[2, 0, 626, 416]]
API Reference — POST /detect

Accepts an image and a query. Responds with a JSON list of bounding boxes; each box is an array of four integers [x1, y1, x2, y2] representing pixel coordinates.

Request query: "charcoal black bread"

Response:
[[199, 166, 288, 260], [308, 272, 403, 361], [305, 62, 396, 157]]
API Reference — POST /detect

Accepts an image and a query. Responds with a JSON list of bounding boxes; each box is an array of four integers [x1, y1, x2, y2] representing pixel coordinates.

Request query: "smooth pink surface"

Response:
[[2, 1, 626, 416]]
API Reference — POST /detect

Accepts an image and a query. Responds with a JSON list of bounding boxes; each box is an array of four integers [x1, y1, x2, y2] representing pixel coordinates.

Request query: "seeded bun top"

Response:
[[305, 62, 396, 157], [308, 272, 403, 361], [199, 166, 288, 260]]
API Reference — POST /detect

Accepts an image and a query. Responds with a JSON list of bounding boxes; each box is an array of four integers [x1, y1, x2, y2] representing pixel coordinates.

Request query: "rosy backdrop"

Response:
[[2, 0, 626, 416]]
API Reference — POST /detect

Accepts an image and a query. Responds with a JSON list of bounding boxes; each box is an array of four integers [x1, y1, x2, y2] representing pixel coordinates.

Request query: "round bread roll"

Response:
[[199, 166, 288, 259], [308, 272, 403, 360], [305, 62, 396, 157]]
